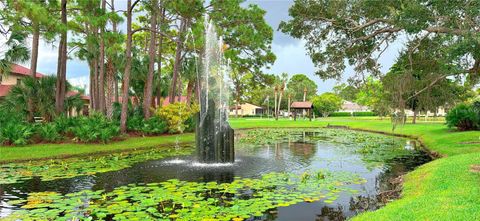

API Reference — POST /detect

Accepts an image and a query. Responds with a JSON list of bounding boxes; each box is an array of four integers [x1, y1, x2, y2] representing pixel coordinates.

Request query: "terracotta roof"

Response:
[[291, 101, 313, 109], [66, 91, 90, 100], [10, 64, 45, 78], [0, 85, 13, 97], [162, 96, 187, 106]]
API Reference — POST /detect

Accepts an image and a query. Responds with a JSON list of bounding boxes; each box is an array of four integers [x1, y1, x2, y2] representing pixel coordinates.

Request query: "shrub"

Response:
[[0, 123, 33, 146], [155, 103, 199, 133], [36, 123, 63, 142], [330, 112, 352, 117], [71, 113, 120, 143], [446, 103, 479, 131], [352, 111, 377, 117], [141, 116, 168, 135], [54, 114, 80, 134]]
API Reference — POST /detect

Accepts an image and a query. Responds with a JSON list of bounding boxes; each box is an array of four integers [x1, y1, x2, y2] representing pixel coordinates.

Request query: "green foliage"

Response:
[[286, 74, 317, 101], [71, 113, 120, 143], [36, 123, 62, 142], [353, 112, 377, 117], [279, 0, 480, 86], [312, 93, 343, 117], [155, 103, 199, 133], [0, 123, 33, 146], [446, 103, 479, 131], [6, 170, 363, 220], [0, 146, 194, 184], [330, 112, 352, 117]]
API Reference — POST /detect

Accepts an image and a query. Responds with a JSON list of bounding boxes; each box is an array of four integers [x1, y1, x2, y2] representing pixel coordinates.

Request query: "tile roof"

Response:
[[10, 64, 45, 78], [291, 101, 313, 109]]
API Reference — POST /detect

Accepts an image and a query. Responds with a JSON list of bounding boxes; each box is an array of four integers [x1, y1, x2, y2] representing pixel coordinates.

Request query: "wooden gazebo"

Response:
[[291, 101, 314, 121]]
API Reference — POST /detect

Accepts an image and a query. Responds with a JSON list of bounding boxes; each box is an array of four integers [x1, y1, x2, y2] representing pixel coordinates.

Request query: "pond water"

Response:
[[0, 128, 432, 220]]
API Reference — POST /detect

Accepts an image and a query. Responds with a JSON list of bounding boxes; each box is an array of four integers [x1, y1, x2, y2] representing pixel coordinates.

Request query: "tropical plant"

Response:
[[446, 103, 479, 131], [71, 112, 120, 143], [155, 103, 199, 133], [0, 123, 33, 146], [36, 123, 63, 142]]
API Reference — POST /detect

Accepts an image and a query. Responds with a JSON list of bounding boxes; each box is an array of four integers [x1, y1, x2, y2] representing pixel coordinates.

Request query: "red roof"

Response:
[[66, 91, 90, 100], [0, 85, 13, 97], [10, 64, 45, 78], [291, 101, 313, 109], [162, 96, 187, 106]]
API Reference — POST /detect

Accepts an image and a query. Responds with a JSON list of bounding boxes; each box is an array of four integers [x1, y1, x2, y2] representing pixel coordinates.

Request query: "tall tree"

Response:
[[280, 0, 480, 88], [55, 0, 67, 114], [286, 74, 317, 102], [143, 0, 158, 118], [120, 0, 135, 133]]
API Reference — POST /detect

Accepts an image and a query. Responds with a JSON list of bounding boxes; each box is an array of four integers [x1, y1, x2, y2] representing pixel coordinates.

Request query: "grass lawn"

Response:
[[0, 117, 479, 220], [0, 133, 194, 163]]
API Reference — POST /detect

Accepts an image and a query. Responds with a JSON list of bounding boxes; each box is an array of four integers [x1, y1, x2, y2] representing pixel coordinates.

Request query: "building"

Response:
[[229, 103, 264, 116], [0, 64, 46, 101], [0, 64, 90, 116], [340, 101, 370, 113], [290, 101, 314, 120]]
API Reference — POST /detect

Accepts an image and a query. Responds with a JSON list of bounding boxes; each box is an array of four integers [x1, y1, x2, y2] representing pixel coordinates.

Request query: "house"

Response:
[[229, 103, 264, 116], [66, 91, 91, 116], [0, 64, 46, 101], [340, 101, 370, 113], [0, 64, 90, 116]]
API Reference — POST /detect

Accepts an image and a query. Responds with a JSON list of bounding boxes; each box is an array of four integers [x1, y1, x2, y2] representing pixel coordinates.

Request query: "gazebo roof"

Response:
[[291, 101, 313, 109]]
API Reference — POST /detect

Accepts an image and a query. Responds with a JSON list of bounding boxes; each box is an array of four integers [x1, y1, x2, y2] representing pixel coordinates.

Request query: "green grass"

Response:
[[0, 133, 194, 163], [1, 117, 479, 220]]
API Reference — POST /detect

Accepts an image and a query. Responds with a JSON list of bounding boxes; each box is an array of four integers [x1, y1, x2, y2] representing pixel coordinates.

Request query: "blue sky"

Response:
[[20, 0, 403, 93]]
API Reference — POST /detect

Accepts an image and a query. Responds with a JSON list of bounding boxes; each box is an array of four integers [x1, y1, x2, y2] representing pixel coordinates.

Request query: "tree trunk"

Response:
[[235, 83, 240, 118], [97, 0, 106, 113], [412, 109, 418, 124], [27, 22, 40, 122], [55, 0, 67, 115], [143, 0, 158, 119], [156, 8, 165, 108], [92, 56, 99, 111], [274, 89, 278, 120], [277, 92, 283, 120], [120, 0, 134, 133], [288, 95, 291, 118], [185, 80, 194, 105], [169, 18, 185, 103], [105, 0, 117, 119]]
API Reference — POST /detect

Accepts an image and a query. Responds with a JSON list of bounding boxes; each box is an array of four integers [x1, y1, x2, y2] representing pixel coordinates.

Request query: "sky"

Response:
[[12, 0, 403, 94]]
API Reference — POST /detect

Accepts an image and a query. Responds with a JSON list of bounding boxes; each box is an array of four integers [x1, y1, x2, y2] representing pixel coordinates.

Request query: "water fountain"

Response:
[[195, 17, 235, 163]]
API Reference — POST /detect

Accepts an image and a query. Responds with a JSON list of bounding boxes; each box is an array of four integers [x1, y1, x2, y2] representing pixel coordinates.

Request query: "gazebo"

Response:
[[290, 101, 314, 121]]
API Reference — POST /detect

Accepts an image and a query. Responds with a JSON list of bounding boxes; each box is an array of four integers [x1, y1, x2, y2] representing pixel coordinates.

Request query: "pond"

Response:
[[0, 128, 432, 220]]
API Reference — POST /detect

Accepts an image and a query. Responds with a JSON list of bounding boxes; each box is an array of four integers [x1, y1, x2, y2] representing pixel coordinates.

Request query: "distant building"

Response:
[[229, 103, 264, 116], [340, 101, 370, 113]]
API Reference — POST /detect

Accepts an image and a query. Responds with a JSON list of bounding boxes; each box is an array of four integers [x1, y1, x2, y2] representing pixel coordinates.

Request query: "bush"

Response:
[[330, 112, 352, 117], [36, 123, 63, 142], [446, 103, 479, 131], [140, 116, 168, 135], [0, 123, 33, 146], [155, 103, 199, 133], [54, 114, 80, 134], [352, 111, 377, 117], [71, 112, 120, 143]]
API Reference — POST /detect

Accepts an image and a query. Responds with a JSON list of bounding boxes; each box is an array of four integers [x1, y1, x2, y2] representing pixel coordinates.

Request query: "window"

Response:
[[16, 78, 22, 85]]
